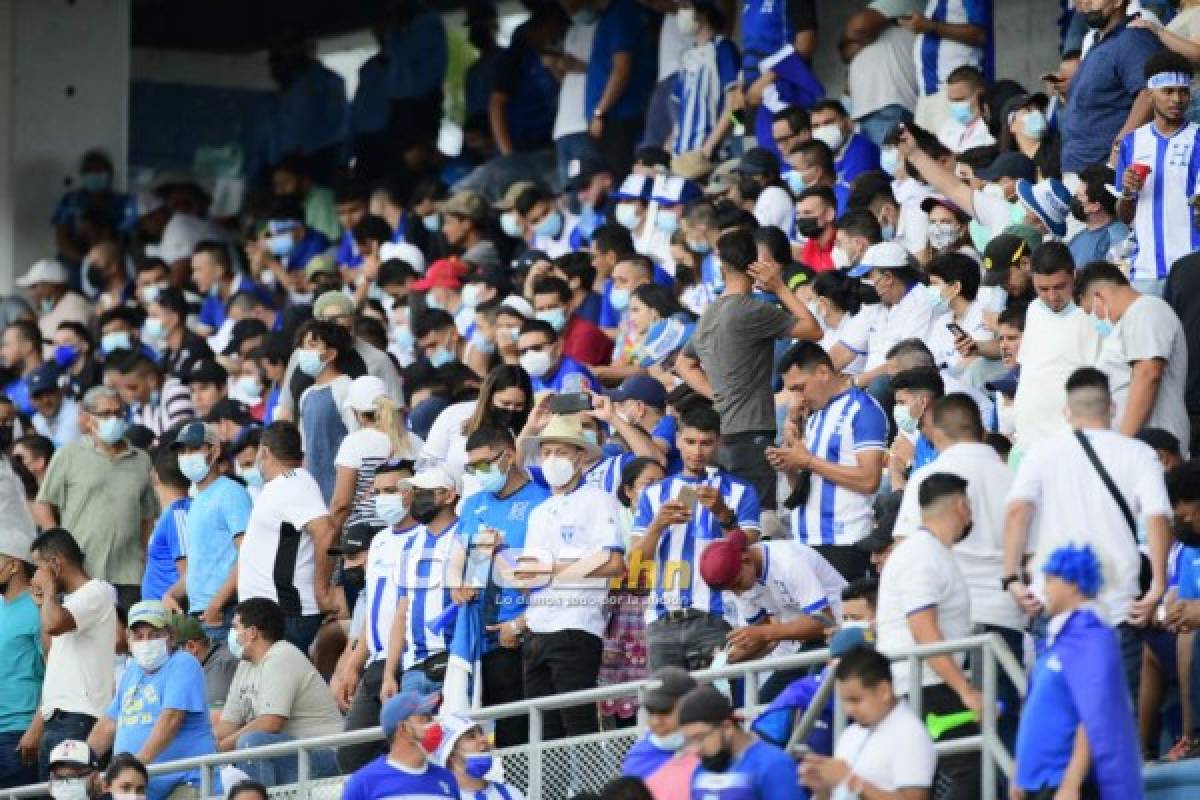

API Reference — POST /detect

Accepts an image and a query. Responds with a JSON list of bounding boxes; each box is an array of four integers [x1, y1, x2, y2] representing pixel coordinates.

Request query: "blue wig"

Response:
[[1042, 543, 1103, 598]]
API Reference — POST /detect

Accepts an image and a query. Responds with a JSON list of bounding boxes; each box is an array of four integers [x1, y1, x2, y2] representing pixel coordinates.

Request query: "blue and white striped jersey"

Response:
[[361, 523, 420, 663], [671, 36, 740, 155], [791, 387, 888, 546], [915, 0, 993, 96], [633, 469, 761, 623], [394, 519, 461, 670], [1115, 121, 1200, 281]]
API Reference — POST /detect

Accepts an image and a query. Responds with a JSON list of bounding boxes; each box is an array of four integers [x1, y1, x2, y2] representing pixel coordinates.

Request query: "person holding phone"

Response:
[[925, 252, 994, 377]]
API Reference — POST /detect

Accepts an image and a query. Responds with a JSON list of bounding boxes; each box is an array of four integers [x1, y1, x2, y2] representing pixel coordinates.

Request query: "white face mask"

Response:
[[675, 8, 698, 36], [831, 245, 851, 269], [130, 637, 170, 672], [51, 778, 89, 800], [649, 731, 686, 752], [811, 123, 846, 153], [541, 455, 577, 488], [520, 348, 554, 378]]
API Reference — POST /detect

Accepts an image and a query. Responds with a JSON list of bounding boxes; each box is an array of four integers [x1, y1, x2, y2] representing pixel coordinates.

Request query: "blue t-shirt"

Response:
[[585, 0, 654, 120], [0, 592, 42, 734], [199, 276, 273, 331], [577, 291, 604, 325], [690, 739, 805, 799], [623, 733, 675, 779], [913, 434, 938, 472], [834, 133, 880, 184], [108, 650, 215, 800], [284, 229, 332, 272], [185, 476, 253, 613], [342, 756, 459, 800], [651, 415, 683, 475], [457, 480, 551, 652], [142, 497, 191, 601], [1178, 545, 1200, 600], [531, 356, 601, 394], [337, 230, 363, 269], [1067, 220, 1129, 268]]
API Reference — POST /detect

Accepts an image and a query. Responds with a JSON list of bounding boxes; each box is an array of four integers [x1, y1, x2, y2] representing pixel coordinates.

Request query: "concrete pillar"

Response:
[[0, 0, 131, 291]]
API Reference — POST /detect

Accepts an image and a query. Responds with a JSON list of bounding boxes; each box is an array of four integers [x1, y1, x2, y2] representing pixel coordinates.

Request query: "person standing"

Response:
[[0, 531, 42, 789], [33, 387, 158, 612], [85, 601, 214, 800], [237, 421, 339, 654], [28, 528, 116, 779], [584, 0, 655, 178], [876, 473, 980, 799], [518, 416, 625, 740]]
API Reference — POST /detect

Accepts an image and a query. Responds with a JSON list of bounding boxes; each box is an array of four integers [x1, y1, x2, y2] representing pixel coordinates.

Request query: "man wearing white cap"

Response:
[[381, 463, 462, 702], [16, 259, 92, 353], [849, 242, 936, 387], [431, 713, 525, 800], [0, 530, 40, 789]]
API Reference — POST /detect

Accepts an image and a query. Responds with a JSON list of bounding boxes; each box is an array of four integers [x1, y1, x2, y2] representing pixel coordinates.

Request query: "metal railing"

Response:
[[3, 633, 1024, 800]]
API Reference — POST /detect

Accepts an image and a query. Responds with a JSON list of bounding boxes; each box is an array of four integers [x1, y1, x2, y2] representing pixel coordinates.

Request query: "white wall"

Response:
[[0, 0, 131, 291]]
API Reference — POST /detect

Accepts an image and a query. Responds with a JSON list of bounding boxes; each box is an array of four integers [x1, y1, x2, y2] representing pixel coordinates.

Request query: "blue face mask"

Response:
[[500, 212, 523, 239], [101, 331, 131, 355], [609, 287, 631, 312], [535, 210, 564, 239], [227, 628, 245, 660], [53, 344, 79, 369], [429, 346, 456, 368], [926, 284, 950, 316], [477, 464, 507, 494], [296, 348, 326, 377], [655, 212, 679, 235], [535, 308, 567, 332], [469, 331, 495, 355], [375, 494, 409, 526], [95, 416, 127, 445], [1022, 110, 1048, 140], [266, 232, 295, 258], [391, 326, 415, 352], [142, 317, 166, 342], [615, 203, 640, 229], [1091, 313, 1114, 337], [687, 238, 711, 254], [240, 466, 264, 489], [880, 148, 899, 177], [949, 100, 975, 125], [463, 752, 494, 780], [79, 172, 111, 193], [178, 452, 212, 484], [783, 169, 807, 194], [423, 213, 441, 232]]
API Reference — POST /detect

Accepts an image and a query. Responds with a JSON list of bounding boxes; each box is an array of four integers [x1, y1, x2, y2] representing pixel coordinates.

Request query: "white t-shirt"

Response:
[[238, 468, 331, 616], [937, 117, 995, 154], [658, 12, 688, 80], [832, 702, 936, 796], [876, 528, 972, 697], [894, 442, 1023, 631], [824, 305, 881, 376], [865, 284, 936, 371], [893, 177, 931, 255], [733, 541, 847, 657], [848, 25, 918, 120], [41, 579, 117, 718], [1013, 301, 1102, 446], [523, 484, 624, 638], [422, 401, 475, 481], [553, 21, 597, 141], [928, 300, 993, 375], [1007, 428, 1171, 626]]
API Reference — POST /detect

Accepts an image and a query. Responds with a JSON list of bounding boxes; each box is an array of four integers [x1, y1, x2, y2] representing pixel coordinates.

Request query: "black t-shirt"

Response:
[[1165, 252, 1200, 414], [789, 0, 818, 33]]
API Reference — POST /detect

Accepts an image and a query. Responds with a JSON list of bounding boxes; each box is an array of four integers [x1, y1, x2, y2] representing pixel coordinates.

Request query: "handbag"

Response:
[[1074, 431, 1153, 594]]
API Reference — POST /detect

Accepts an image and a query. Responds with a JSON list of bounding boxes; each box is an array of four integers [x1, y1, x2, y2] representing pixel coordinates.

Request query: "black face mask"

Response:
[[86, 265, 105, 289], [737, 177, 763, 203], [796, 216, 824, 239], [956, 521, 974, 544], [490, 407, 528, 435], [411, 490, 441, 525], [1084, 10, 1109, 29], [1174, 520, 1200, 549], [701, 732, 734, 773], [1069, 197, 1088, 223]]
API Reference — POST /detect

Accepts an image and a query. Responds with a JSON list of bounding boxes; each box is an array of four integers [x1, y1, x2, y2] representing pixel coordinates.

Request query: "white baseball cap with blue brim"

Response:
[[1016, 177, 1072, 238], [848, 241, 912, 278]]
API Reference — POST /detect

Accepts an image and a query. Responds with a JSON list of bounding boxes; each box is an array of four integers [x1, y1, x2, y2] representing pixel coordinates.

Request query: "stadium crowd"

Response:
[[6, 0, 1200, 797]]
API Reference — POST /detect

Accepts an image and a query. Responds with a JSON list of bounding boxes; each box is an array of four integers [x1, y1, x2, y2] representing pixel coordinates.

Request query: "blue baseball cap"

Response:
[[380, 691, 440, 737], [607, 374, 668, 411], [829, 626, 874, 658], [27, 363, 62, 396]]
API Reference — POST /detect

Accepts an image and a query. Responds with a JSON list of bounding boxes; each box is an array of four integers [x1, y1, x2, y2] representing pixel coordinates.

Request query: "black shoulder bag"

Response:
[[1074, 430, 1153, 593]]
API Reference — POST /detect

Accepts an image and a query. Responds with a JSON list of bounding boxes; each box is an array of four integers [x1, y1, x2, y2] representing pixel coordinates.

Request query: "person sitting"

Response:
[[531, 276, 613, 368], [622, 666, 698, 786], [431, 713, 525, 799], [341, 691, 457, 800], [167, 613, 241, 723], [517, 319, 602, 394], [216, 598, 342, 785]]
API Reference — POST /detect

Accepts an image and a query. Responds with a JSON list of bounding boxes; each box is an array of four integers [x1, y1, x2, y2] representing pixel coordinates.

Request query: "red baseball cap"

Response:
[[411, 257, 466, 291], [699, 529, 749, 590]]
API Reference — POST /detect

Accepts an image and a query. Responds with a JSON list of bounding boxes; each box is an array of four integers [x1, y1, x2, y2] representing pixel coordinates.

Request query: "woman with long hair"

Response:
[[809, 270, 881, 376]]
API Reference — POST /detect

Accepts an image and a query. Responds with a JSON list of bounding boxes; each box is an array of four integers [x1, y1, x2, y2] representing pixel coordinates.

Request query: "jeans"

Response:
[[858, 104, 913, 149], [285, 614, 323, 657], [523, 629, 603, 740], [39, 711, 96, 781], [555, 133, 599, 188], [718, 431, 778, 510], [483, 646, 528, 747], [235, 731, 338, 786], [401, 665, 443, 697], [0, 730, 36, 789], [647, 612, 730, 672], [195, 606, 234, 649], [337, 660, 389, 774]]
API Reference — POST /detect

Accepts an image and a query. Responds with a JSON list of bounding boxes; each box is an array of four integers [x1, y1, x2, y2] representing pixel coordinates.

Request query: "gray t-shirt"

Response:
[[220, 640, 343, 739], [683, 294, 794, 435], [1097, 295, 1191, 456], [200, 639, 240, 710]]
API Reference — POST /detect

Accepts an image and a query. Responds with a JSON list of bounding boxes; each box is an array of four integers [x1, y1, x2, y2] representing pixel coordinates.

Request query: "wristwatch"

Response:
[[1001, 574, 1021, 591]]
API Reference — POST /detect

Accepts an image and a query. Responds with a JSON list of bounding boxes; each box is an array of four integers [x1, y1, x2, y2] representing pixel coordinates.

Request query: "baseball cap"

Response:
[[171, 420, 220, 450], [512, 250, 550, 273], [698, 529, 750, 591], [829, 626, 875, 657], [412, 258, 467, 292], [314, 290, 355, 320], [735, 147, 780, 176], [462, 241, 503, 273], [27, 363, 62, 396], [495, 181, 540, 211], [380, 691, 441, 738], [407, 463, 459, 493], [499, 294, 535, 320], [607, 374, 668, 411], [706, 158, 740, 195], [981, 233, 1030, 274], [48, 740, 98, 771], [304, 253, 337, 280], [565, 152, 613, 191], [677, 686, 734, 726], [127, 600, 169, 630], [167, 612, 206, 643], [848, 242, 911, 278], [183, 359, 228, 386], [438, 191, 488, 222], [205, 398, 257, 426], [380, 241, 427, 274], [1016, 177, 1071, 238], [0, 528, 32, 563], [984, 367, 1020, 398], [430, 713, 482, 767], [328, 522, 384, 556], [346, 375, 389, 413], [920, 195, 970, 223], [642, 666, 699, 713], [222, 318, 268, 356], [16, 258, 69, 288], [974, 152, 1037, 183]]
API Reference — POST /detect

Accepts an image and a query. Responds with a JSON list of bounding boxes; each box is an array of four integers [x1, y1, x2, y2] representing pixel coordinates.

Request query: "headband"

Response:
[[1147, 72, 1192, 90]]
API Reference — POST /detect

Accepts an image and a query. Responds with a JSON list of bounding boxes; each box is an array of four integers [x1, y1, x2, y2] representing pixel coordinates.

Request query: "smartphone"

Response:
[[548, 392, 593, 414], [677, 486, 698, 508], [946, 322, 968, 339], [729, 108, 746, 128]]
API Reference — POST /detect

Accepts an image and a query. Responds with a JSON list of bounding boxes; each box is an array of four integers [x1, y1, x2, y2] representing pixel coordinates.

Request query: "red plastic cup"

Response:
[[1132, 163, 1152, 181]]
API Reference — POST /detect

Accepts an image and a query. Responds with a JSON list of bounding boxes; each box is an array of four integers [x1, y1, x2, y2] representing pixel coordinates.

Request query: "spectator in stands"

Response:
[[86, 600, 214, 800], [0, 530, 41, 790], [622, 666, 698, 784], [381, 464, 462, 700], [811, 99, 881, 184], [217, 598, 341, 784], [3, 319, 47, 415], [840, 5, 918, 148], [34, 386, 157, 611], [101, 753, 148, 800], [903, 0, 990, 131], [633, 406, 760, 671], [800, 645, 937, 798], [12, 433, 53, 496], [117, 353, 195, 438], [146, 286, 213, 379], [182, 359, 229, 421], [876, 473, 979, 798], [740, 0, 817, 83], [847, 243, 937, 390], [531, 276, 613, 368], [340, 691, 456, 800], [238, 421, 338, 653], [678, 685, 803, 799], [29, 528, 117, 777], [44, 740, 103, 800], [28, 364, 80, 448], [168, 614, 240, 718], [517, 319, 602, 394], [143, 448, 189, 607], [768, 342, 887, 580], [1004, 368, 1172, 700], [169, 422, 251, 644], [431, 713, 524, 800], [1076, 260, 1190, 454], [1067, 165, 1128, 267], [413, 310, 467, 372], [887, 367, 945, 487], [519, 415, 625, 740], [52, 321, 101, 401], [293, 319, 359, 503], [937, 66, 995, 154], [584, 0, 655, 179], [16, 259, 91, 350]]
